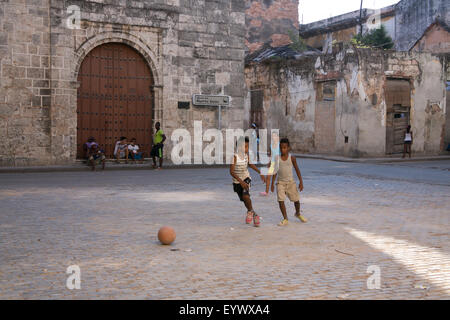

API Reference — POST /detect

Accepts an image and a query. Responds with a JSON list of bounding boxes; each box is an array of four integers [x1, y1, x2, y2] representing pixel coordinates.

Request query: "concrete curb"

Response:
[[0, 163, 229, 174], [293, 154, 450, 164]]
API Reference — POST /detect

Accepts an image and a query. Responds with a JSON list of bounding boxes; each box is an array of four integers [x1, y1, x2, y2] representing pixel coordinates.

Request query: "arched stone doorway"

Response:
[[76, 42, 154, 159]]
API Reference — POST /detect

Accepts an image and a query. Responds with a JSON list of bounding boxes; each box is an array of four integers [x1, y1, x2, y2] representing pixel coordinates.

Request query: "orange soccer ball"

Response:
[[158, 226, 176, 245]]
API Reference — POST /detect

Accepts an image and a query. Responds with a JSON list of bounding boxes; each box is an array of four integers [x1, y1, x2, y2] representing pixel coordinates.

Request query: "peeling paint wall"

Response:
[[411, 23, 450, 54], [245, 47, 447, 157], [395, 0, 449, 51]]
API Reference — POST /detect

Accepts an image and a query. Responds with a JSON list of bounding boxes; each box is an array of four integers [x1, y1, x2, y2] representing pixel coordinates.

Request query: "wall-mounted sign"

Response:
[[192, 94, 230, 107]]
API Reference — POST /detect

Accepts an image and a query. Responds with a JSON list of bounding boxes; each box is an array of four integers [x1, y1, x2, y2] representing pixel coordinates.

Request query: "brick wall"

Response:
[[245, 0, 299, 53]]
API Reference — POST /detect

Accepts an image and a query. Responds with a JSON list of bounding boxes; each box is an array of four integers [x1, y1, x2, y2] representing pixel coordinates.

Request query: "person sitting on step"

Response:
[[114, 136, 129, 163]]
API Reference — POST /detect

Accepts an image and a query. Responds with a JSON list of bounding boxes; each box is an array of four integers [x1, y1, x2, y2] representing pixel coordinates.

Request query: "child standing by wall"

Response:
[[271, 138, 307, 226], [403, 125, 413, 159], [230, 137, 265, 227]]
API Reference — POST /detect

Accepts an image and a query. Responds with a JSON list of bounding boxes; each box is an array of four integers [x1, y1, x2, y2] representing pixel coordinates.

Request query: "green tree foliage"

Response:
[[352, 25, 394, 49]]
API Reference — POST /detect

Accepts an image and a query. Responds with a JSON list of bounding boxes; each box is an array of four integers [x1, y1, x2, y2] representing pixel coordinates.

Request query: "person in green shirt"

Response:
[[150, 122, 166, 169]]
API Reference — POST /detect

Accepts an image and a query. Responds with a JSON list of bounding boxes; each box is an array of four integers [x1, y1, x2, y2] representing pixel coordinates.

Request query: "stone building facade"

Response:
[[245, 45, 449, 157], [0, 0, 299, 166], [300, 0, 449, 53]]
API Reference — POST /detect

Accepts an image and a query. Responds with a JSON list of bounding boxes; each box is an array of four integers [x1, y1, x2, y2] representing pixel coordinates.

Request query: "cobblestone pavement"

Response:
[[0, 160, 449, 300]]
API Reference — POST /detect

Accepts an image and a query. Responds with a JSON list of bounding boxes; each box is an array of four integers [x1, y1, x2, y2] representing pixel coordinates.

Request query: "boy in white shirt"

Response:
[[114, 136, 129, 163], [128, 138, 143, 161]]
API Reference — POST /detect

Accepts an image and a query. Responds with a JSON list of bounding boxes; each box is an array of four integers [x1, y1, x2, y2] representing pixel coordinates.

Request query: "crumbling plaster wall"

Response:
[[408, 54, 447, 154], [395, 0, 449, 51], [245, 47, 447, 157], [412, 24, 450, 54]]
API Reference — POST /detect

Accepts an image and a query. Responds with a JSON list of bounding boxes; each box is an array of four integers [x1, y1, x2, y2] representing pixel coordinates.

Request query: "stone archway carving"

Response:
[[73, 31, 161, 87], [72, 32, 163, 127]]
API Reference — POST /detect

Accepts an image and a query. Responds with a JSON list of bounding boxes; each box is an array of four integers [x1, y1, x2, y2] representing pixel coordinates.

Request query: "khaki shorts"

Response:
[[277, 181, 300, 202]]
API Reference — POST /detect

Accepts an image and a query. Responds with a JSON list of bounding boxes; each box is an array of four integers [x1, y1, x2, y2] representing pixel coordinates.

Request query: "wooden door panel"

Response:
[[315, 81, 336, 154], [77, 43, 153, 159], [385, 80, 411, 154]]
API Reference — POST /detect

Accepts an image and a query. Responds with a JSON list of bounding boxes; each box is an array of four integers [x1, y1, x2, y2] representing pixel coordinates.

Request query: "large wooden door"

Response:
[[385, 79, 411, 154], [77, 43, 153, 158]]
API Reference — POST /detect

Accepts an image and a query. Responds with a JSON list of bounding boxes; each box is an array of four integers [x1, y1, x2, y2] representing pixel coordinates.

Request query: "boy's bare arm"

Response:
[[291, 156, 304, 191], [248, 163, 260, 174], [249, 163, 266, 182], [271, 173, 277, 185], [271, 173, 277, 192], [266, 150, 272, 168]]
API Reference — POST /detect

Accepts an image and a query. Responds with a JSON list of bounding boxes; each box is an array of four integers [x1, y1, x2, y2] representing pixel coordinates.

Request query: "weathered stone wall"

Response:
[[245, 47, 447, 157], [0, 0, 52, 166], [1, 0, 249, 166], [412, 23, 450, 54], [395, 0, 449, 51], [245, 0, 299, 53]]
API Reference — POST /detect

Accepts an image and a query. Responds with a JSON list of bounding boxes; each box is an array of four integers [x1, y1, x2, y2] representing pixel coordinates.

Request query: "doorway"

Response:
[[250, 89, 264, 128], [385, 79, 411, 154], [76, 43, 154, 158], [314, 81, 336, 153]]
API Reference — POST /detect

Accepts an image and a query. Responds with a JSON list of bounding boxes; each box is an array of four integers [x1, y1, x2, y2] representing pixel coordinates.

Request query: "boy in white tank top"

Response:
[[230, 137, 265, 227], [271, 138, 307, 226]]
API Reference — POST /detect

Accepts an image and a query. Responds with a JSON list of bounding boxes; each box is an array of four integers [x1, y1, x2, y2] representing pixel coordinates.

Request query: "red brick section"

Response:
[[271, 34, 292, 47], [246, 40, 265, 53], [246, 0, 299, 52]]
